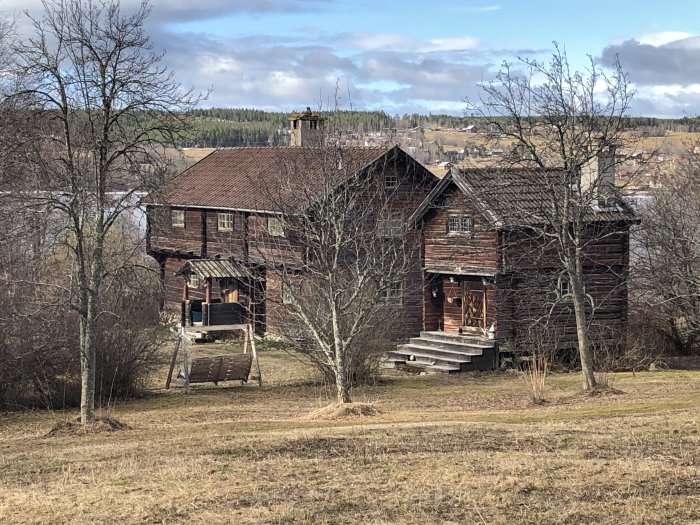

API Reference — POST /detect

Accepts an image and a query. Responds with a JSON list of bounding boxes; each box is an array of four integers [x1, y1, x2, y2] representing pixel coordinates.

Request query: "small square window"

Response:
[[268, 217, 285, 237], [383, 280, 404, 305], [172, 209, 185, 228], [218, 212, 233, 231], [447, 215, 473, 234], [378, 211, 404, 238], [187, 274, 199, 288], [385, 173, 398, 189]]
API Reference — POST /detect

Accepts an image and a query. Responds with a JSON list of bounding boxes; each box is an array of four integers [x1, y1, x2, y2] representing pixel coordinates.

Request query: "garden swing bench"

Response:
[[165, 324, 262, 393]]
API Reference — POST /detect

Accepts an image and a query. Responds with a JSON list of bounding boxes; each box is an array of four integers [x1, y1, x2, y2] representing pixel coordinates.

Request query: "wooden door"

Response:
[[462, 281, 486, 330]]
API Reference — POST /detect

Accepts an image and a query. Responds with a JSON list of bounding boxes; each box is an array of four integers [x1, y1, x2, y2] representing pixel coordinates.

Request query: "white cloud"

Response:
[[340, 32, 479, 53], [636, 31, 695, 47]]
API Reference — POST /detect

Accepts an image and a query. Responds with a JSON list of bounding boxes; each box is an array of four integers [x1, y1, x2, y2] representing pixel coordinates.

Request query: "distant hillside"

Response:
[[180, 108, 700, 148]]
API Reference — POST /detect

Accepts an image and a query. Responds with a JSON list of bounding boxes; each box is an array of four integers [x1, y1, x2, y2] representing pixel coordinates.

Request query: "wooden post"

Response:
[[181, 328, 191, 394], [165, 335, 181, 389], [183, 279, 189, 300], [205, 277, 212, 304], [248, 324, 262, 387], [482, 282, 488, 332]]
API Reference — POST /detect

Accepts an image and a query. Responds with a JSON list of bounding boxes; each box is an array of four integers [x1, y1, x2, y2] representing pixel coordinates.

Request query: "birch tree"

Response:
[[7, 0, 201, 423], [255, 145, 426, 404], [471, 44, 634, 390]]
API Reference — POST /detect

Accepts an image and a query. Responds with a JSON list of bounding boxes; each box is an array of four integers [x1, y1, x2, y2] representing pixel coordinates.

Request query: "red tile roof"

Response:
[[161, 146, 391, 213]]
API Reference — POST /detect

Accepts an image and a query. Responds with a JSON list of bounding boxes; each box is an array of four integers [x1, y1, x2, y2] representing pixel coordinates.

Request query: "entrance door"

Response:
[[462, 281, 486, 331]]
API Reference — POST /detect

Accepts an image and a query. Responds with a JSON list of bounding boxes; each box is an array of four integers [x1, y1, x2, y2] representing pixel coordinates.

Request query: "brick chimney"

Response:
[[581, 143, 617, 206], [289, 107, 324, 147]]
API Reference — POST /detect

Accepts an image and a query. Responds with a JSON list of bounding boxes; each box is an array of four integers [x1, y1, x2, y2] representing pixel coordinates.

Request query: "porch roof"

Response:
[[175, 259, 246, 279]]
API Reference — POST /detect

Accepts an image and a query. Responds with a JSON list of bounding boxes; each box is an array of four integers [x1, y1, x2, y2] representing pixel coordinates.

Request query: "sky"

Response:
[[4, 0, 700, 117]]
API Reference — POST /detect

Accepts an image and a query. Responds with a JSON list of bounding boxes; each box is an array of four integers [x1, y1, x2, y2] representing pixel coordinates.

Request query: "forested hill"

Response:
[[182, 108, 700, 148], [182, 108, 476, 147]]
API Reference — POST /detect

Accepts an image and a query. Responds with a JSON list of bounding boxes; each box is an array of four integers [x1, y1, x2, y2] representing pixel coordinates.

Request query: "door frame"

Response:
[[461, 280, 487, 332]]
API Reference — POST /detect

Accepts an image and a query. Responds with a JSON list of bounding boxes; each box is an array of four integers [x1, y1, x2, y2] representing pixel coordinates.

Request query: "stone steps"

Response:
[[385, 331, 498, 373]]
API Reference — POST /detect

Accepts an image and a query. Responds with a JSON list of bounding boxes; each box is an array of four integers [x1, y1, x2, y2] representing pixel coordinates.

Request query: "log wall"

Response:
[[422, 187, 499, 274]]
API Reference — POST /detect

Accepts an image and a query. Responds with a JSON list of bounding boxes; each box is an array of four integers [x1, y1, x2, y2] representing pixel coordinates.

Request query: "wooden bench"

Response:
[[186, 354, 254, 385]]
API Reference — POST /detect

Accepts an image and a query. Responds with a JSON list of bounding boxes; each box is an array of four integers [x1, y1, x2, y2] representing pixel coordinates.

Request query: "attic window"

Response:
[[172, 209, 185, 228], [447, 215, 473, 234], [268, 217, 285, 237], [385, 173, 398, 189]]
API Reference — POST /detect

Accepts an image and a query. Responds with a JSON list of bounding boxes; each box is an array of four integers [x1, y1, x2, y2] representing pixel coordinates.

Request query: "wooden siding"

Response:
[[247, 215, 305, 267], [149, 206, 204, 256], [422, 187, 498, 274], [495, 268, 628, 350], [500, 224, 630, 271], [205, 211, 247, 259]]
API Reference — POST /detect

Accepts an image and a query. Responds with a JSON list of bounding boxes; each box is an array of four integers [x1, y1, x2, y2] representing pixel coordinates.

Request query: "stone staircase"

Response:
[[385, 331, 498, 373]]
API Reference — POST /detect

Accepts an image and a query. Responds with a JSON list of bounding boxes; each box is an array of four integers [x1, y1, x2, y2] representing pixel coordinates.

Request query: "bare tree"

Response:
[[5, 0, 202, 423], [253, 145, 429, 404], [471, 44, 635, 390], [633, 143, 700, 355]]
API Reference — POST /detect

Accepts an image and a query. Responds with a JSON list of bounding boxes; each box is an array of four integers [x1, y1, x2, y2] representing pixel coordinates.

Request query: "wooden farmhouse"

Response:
[[147, 114, 635, 373], [384, 160, 636, 372], [146, 114, 437, 339]]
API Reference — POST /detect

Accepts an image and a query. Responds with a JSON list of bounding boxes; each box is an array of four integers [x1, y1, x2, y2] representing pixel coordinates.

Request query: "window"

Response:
[[218, 212, 234, 232], [447, 215, 473, 234], [385, 173, 398, 189], [187, 274, 199, 289], [383, 280, 404, 305], [171, 209, 185, 228], [267, 217, 285, 237], [559, 277, 570, 297], [378, 211, 404, 238], [282, 280, 301, 304]]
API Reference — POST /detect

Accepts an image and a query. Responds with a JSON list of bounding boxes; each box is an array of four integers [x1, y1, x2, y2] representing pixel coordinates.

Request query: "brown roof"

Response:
[[410, 167, 635, 228], [175, 259, 246, 279], [160, 146, 391, 213]]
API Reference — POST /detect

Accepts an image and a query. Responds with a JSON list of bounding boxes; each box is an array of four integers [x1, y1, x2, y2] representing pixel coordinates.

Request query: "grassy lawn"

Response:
[[0, 345, 698, 525]]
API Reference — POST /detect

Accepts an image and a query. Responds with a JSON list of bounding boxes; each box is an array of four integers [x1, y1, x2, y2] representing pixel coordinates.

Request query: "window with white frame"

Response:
[[171, 209, 185, 228], [385, 173, 398, 189], [267, 217, 285, 237], [383, 280, 404, 304], [447, 214, 473, 234], [378, 210, 404, 238], [218, 212, 234, 231], [282, 279, 301, 304], [187, 274, 199, 289]]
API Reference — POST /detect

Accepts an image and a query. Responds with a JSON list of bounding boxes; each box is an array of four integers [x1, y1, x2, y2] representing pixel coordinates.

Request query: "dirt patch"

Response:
[[303, 402, 381, 420], [46, 416, 129, 437]]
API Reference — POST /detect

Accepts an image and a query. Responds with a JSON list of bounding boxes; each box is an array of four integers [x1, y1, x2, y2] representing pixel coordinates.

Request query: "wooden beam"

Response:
[[165, 336, 181, 389]]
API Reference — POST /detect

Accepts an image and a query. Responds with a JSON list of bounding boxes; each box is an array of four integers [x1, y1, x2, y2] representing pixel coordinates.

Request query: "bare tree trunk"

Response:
[[79, 306, 97, 423], [80, 223, 105, 423], [334, 363, 352, 404], [570, 273, 597, 391], [332, 304, 352, 403]]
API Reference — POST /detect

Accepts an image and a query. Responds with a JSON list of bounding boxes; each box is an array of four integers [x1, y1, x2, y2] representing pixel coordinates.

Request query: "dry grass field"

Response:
[[1, 344, 698, 525]]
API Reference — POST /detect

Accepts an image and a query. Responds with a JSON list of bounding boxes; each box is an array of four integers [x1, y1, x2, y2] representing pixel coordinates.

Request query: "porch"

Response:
[[176, 258, 253, 330], [423, 272, 497, 337]]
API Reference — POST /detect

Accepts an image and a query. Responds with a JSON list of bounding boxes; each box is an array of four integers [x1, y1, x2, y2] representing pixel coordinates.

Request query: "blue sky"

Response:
[[7, 0, 700, 116]]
